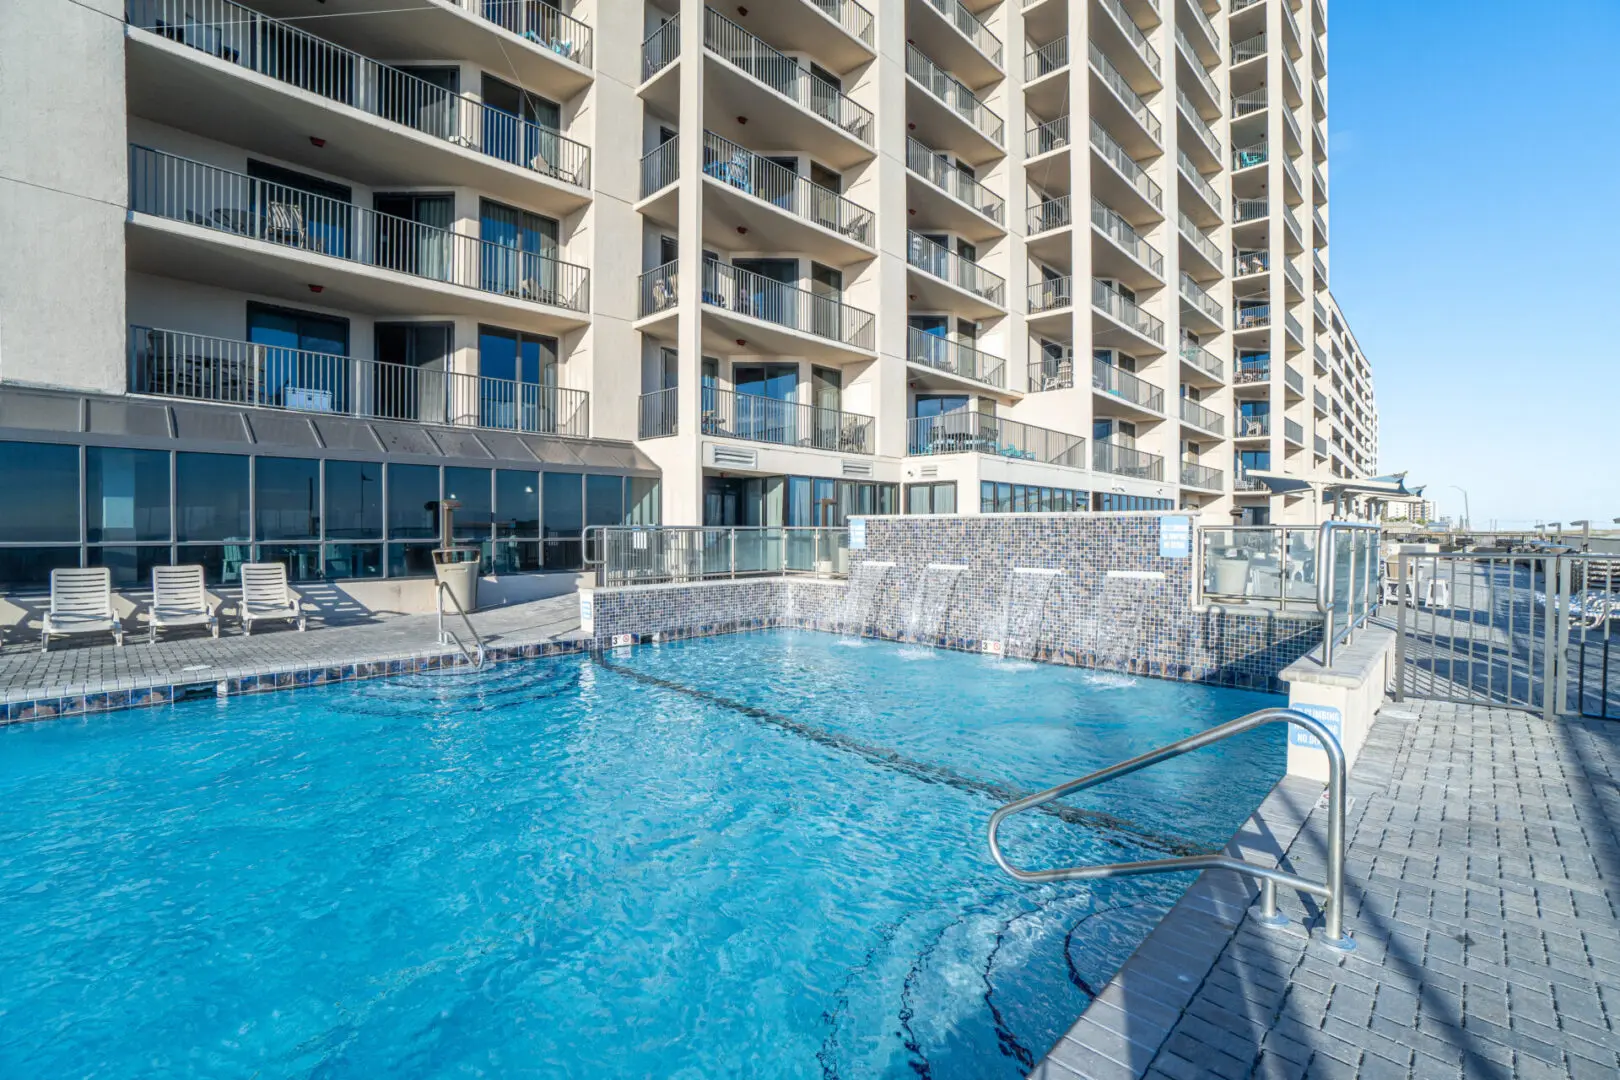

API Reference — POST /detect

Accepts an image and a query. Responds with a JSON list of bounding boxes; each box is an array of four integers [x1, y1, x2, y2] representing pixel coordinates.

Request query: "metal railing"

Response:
[[1179, 396, 1224, 434], [1314, 433, 1328, 455], [1236, 304, 1271, 331], [640, 136, 679, 197], [988, 706, 1356, 949], [1234, 197, 1269, 224], [435, 578, 487, 669], [1284, 258, 1304, 295], [705, 387, 874, 453], [1098, 0, 1161, 73], [129, 325, 590, 436], [1180, 460, 1223, 489], [704, 132, 873, 244], [1093, 360, 1165, 412], [588, 525, 852, 586], [906, 45, 1005, 145], [643, 15, 679, 79], [638, 259, 678, 317], [1027, 115, 1071, 157], [1232, 87, 1268, 119], [128, 0, 591, 188], [1285, 365, 1305, 394], [1185, 0, 1221, 50], [1180, 337, 1224, 380], [1029, 276, 1073, 313], [701, 261, 876, 350], [1092, 119, 1163, 209], [1284, 417, 1304, 444], [1234, 248, 1268, 277], [1177, 88, 1221, 159], [907, 232, 1006, 305], [808, 0, 875, 47], [1029, 350, 1074, 390], [1092, 198, 1164, 277], [130, 146, 590, 311], [1317, 521, 1381, 664], [1285, 311, 1305, 344], [907, 327, 1006, 387], [1175, 27, 1221, 106], [638, 387, 677, 439], [1180, 271, 1223, 323], [705, 10, 874, 144], [1025, 38, 1068, 81], [1179, 210, 1223, 268], [1029, 195, 1072, 235], [922, 0, 1002, 65], [1177, 149, 1219, 213], [1283, 155, 1303, 196], [1232, 32, 1266, 65], [1233, 410, 1271, 436], [1314, 250, 1328, 283], [1088, 41, 1161, 146], [1199, 525, 1320, 609], [906, 137, 1005, 223], [470, 0, 593, 66], [1313, 387, 1329, 412], [1092, 279, 1165, 343], [1233, 139, 1268, 171], [907, 412, 1085, 467], [1093, 440, 1165, 480], [1284, 206, 1304, 245]]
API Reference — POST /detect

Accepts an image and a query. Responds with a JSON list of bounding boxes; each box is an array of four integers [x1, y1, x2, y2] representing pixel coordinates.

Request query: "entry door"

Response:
[[373, 193, 453, 279], [733, 258, 799, 328], [809, 262, 843, 340], [374, 322, 452, 422], [247, 304, 350, 412], [811, 366, 842, 450], [481, 199, 561, 303], [762, 155, 798, 210], [733, 363, 798, 443], [481, 74, 562, 174], [390, 65, 460, 140]]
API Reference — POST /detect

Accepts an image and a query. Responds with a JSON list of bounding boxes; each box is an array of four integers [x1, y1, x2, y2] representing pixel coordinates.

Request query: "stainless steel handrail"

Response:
[[1316, 520, 1381, 664], [435, 579, 487, 670], [988, 706, 1355, 949]]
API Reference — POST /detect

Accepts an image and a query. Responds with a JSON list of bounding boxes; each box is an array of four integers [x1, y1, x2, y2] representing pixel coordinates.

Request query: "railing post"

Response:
[[1394, 554, 1407, 701], [1543, 556, 1559, 721], [729, 527, 737, 580]]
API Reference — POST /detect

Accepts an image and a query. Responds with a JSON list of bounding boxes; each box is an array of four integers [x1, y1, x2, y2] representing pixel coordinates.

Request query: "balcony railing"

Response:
[[640, 136, 679, 197], [1176, 88, 1221, 159], [1177, 149, 1219, 212], [704, 132, 874, 245], [1180, 397, 1224, 435], [1183, 0, 1220, 51], [1092, 359, 1165, 412], [807, 0, 876, 48], [1180, 338, 1223, 380], [1314, 207, 1328, 240], [129, 326, 589, 436], [1234, 412, 1271, 437], [1283, 155, 1302, 196], [1234, 472, 1268, 492], [1025, 38, 1068, 81], [1029, 195, 1072, 235], [128, 0, 591, 188], [1098, 0, 1161, 73], [1235, 304, 1271, 331], [702, 261, 876, 349], [1092, 198, 1164, 277], [1284, 259, 1304, 295], [906, 137, 1005, 223], [130, 146, 590, 311], [1314, 250, 1328, 283], [643, 15, 679, 79], [1234, 197, 1269, 224], [1180, 271, 1222, 324], [469, 0, 594, 66], [705, 10, 874, 144], [1178, 211, 1222, 268], [922, 0, 1003, 66], [1092, 279, 1165, 344], [907, 327, 1006, 387], [1284, 206, 1304, 245], [907, 232, 1006, 305], [1233, 140, 1267, 171], [1088, 41, 1162, 145], [1029, 350, 1074, 390], [1313, 388, 1329, 412], [1232, 32, 1266, 65], [706, 387, 874, 453], [1175, 28, 1221, 106], [1091, 119, 1163, 209], [1093, 440, 1165, 480], [908, 412, 1085, 468], [1181, 461, 1223, 490], [1232, 88, 1267, 119], [1284, 365, 1304, 394], [1285, 311, 1305, 344], [1313, 297, 1328, 326], [1284, 418, 1304, 445], [906, 45, 1005, 145], [638, 259, 678, 317], [1028, 115, 1071, 157], [1029, 276, 1073, 313], [638, 387, 678, 439], [1314, 433, 1328, 456]]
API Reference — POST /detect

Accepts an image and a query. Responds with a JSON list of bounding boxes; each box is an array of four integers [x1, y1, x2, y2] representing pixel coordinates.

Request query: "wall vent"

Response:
[[711, 445, 758, 468]]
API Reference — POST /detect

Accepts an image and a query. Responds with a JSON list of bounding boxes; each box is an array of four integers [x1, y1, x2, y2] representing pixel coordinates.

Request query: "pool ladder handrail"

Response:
[[435, 579, 488, 670], [987, 706, 1354, 950]]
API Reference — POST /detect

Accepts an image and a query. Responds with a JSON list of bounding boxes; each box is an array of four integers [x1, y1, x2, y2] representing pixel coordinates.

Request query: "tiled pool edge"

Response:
[[1028, 775, 1326, 1080], [0, 637, 592, 726]]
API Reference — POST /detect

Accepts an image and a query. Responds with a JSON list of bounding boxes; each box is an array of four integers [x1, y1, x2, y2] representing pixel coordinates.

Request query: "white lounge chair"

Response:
[[238, 563, 307, 635], [149, 565, 220, 643], [43, 568, 124, 651]]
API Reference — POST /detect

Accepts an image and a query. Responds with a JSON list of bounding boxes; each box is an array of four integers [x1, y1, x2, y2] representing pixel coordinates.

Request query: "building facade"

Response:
[[0, 0, 1376, 586]]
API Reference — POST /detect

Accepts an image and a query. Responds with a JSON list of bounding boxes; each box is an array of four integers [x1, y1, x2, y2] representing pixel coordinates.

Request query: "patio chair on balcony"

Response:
[[237, 563, 307, 635], [265, 202, 309, 249], [42, 568, 124, 651], [148, 565, 221, 643]]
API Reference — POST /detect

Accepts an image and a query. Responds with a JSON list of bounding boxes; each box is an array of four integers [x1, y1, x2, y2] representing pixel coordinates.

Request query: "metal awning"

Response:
[[1244, 469, 1422, 502]]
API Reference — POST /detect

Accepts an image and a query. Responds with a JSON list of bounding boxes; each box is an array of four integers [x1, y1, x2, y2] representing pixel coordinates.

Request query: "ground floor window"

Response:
[[1092, 493, 1175, 512], [703, 475, 898, 527], [981, 482, 1088, 514], [905, 482, 957, 515]]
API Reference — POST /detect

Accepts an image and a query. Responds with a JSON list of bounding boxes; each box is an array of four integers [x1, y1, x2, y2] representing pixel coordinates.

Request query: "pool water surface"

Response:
[[0, 631, 1284, 1078]]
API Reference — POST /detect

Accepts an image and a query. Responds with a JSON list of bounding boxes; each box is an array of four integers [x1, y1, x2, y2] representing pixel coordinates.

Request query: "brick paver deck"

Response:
[[1040, 701, 1620, 1080], [0, 592, 583, 704]]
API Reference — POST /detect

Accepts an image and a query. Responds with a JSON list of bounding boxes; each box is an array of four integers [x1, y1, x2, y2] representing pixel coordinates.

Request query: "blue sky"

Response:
[[1327, 0, 1619, 528]]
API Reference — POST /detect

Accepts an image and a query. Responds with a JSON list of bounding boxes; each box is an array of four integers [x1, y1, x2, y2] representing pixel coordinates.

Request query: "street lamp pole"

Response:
[[1449, 485, 1470, 532]]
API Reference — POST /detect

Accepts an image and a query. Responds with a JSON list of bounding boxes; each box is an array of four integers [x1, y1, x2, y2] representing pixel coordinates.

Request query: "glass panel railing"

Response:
[[1181, 461, 1223, 489], [906, 44, 1005, 145], [1284, 417, 1303, 445], [1088, 41, 1161, 145], [1091, 119, 1163, 209], [906, 412, 1085, 467], [701, 261, 876, 349], [1199, 525, 1322, 607], [906, 231, 1006, 305], [1180, 271, 1223, 324], [1092, 198, 1164, 277], [1093, 440, 1165, 480], [129, 325, 590, 435], [905, 137, 1005, 223], [1092, 279, 1165, 343], [703, 131, 874, 244], [1285, 311, 1305, 344], [705, 9, 874, 144], [1285, 365, 1305, 394], [706, 387, 874, 453], [1092, 359, 1165, 411], [1179, 397, 1224, 434], [130, 146, 590, 310], [906, 327, 1006, 387]]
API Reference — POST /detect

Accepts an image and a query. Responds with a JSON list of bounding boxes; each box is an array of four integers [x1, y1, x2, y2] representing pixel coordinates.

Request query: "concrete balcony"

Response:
[[910, 0, 1003, 85], [907, 328, 1009, 391], [908, 413, 1086, 469], [125, 0, 591, 218], [1087, 40, 1162, 158], [1177, 149, 1221, 225], [1093, 440, 1165, 480], [1093, 359, 1165, 416], [906, 232, 1007, 317], [1179, 397, 1224, 436], [906, 137, 1006, 240], [1092, 279, 1165, 351], [1027, 276, 1073, 333], [905, 45, 1006, 161], [1024, 38, 1070, 119], [701, 132, 875, 262], [129, 147, 590, 337], [129, 325, 590, 436], [1179, 271, 1223, 334], [1179, 338, 1224, 385], [1096, 0, 1163, 80], [1091, 119, 1163, 218], [704, 387, 875, 454], [638, 387, 677, 440], [700, 261, 876, 361], [1180, 461, 1224, 492], [1091, 198, 1165, 284]]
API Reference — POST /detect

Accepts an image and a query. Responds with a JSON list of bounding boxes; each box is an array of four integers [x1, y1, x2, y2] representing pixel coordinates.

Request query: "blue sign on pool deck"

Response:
[[0, 631, 1286, 1079], [1158, 515, 1193, 558], [1288, 703, 1344, 749]]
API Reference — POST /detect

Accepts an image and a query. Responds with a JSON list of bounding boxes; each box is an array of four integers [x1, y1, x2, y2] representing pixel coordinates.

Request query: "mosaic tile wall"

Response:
[[585, 578, 787, 644]]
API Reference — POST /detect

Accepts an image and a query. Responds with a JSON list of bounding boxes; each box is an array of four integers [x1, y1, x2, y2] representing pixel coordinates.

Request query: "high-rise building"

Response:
[[0, 0, 1377, 588]]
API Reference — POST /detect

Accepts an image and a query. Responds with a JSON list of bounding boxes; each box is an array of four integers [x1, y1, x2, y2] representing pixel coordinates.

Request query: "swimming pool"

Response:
[[0, 631, 1284, 1078]]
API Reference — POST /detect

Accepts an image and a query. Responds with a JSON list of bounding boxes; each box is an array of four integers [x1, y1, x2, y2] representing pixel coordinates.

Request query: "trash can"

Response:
[[432, 547, 481, 613]]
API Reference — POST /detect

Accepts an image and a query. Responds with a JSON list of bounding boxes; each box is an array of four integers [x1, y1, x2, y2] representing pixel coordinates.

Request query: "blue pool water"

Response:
[[0, 631, 1284, 1078]]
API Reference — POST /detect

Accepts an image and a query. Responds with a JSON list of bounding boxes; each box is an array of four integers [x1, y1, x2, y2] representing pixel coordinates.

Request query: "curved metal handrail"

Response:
[[1315, 520, 1381, 664], [435, 579, 487, 670], [987, 706, 1354, 949]]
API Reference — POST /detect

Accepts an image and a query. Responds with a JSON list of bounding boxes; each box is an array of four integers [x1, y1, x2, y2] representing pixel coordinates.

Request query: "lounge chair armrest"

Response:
[[204, 591, 226, 616]]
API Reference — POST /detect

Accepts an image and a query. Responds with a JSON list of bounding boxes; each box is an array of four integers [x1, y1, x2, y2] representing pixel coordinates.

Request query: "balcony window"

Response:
[[324, 461, 383, 540], [86, 447, 170, 544], [480, 198, 561, 300], [481, 74, 562, 172], [478, 326, 560, 432], [373, 193, 455, 280], [255, 456, 321, 541], [445, 468, 494, 541], [0, 441, 78, 544], [543, 472, 584, 568], [388, 463, 441, 540], [374, 322, 452, 424], [247, 303, 350, 413], [246, 160, 353, 258]]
